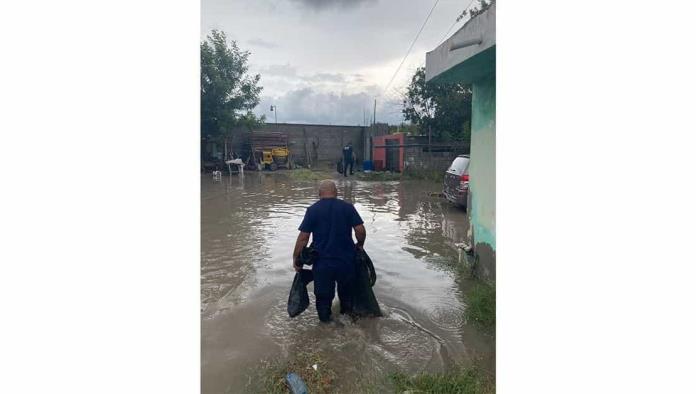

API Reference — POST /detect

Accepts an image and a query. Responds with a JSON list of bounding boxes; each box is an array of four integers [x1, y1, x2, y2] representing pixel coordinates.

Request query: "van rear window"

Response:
[[448, 157, 469, 174]]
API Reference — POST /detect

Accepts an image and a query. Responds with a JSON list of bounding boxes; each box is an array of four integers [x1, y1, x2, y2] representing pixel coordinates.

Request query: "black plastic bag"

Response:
[[298, 245, 318, 267], [287, 269, 314, 318], [360, 249, 377, 287], [351, 249, 382, 317], [288, 249, 380, 319]]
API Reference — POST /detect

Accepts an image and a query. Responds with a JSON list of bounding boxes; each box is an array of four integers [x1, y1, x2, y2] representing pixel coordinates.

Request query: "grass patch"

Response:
[[252, 349, 494, 394], [357, 169, 444, 183], [357, 171, 403, 181], [254, 349, 337, 394], [402, 168, 445, 184], [289, 168, 334, 181], [389, 365, 494, 394], [466, 282, 496, 331]]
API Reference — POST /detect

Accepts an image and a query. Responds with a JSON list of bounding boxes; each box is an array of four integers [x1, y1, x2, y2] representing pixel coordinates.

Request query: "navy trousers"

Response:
[[343, 159, 353, 176], [312, 259, 355, 322]]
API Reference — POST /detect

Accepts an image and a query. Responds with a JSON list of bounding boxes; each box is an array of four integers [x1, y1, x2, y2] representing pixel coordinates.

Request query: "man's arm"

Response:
[[292, 231, 311, 272], [354, 224, 366, 250]]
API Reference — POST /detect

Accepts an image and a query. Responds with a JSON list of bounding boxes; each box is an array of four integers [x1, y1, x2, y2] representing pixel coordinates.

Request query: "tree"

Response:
[[456, 0, 494, 23], [201, 30, 264, 147], [388, 123, 419, 135], [402, 67, 472, 141]]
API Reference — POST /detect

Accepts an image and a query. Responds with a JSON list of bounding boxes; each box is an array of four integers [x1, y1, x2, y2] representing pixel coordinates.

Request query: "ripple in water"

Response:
[[263, 292, 449, 374]]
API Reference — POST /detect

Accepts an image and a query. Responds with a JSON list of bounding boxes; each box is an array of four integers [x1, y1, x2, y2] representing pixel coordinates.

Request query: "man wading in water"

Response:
[[292, 180, 366, 322]]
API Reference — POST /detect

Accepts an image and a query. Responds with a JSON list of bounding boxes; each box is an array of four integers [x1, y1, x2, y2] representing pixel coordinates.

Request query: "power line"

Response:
[[438, 20, 458, 46], [381, 0, 440, 97]]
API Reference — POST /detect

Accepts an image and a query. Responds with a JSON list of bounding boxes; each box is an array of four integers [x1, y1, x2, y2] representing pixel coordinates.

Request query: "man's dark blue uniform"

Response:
[[298, 198, 364, 321], [342, 144, 354, 177]]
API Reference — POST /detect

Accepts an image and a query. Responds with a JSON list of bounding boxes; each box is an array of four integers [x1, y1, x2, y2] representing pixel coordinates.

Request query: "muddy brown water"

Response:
[[201, 172, 494, 393]]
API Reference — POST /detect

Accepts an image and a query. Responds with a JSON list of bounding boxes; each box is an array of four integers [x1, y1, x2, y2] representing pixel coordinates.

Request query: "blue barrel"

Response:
[[363, 160, 374, 171]]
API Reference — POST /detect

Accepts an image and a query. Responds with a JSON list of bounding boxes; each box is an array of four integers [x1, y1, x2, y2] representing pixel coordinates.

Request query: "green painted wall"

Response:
[[469, 76, 496, 251], [428, 42, 495, 278]]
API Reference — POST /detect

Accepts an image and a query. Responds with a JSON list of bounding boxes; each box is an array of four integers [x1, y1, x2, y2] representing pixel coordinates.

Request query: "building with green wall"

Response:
[[426, 3, 495, 279]]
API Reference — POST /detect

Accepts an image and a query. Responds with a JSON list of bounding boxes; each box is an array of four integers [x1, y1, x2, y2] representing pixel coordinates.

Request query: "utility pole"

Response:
[[270, 105, 278, 130], [371, 98, 377, 162], [373, 98, 377, 126]]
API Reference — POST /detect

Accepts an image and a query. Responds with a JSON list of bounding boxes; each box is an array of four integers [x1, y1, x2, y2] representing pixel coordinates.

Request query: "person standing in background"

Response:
[[342, 143, 354, 177]]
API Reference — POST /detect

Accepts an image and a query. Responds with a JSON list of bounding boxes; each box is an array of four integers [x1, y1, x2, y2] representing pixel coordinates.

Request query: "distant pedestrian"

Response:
[[342, 143, 354, 177]]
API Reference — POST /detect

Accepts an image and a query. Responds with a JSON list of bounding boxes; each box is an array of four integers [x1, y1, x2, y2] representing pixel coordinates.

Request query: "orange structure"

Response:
[[371, 133, 405, 172]]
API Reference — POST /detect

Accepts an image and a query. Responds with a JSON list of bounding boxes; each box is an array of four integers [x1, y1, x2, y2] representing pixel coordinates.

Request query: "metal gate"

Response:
[[385, 139, 400, 172]]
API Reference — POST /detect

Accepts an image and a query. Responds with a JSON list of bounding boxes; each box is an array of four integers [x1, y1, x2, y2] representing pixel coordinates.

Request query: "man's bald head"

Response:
[[318, 179, 337, 199]]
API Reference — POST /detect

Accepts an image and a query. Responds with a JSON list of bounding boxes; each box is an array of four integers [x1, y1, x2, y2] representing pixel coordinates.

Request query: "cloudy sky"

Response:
[[201, 0, 471, 125]]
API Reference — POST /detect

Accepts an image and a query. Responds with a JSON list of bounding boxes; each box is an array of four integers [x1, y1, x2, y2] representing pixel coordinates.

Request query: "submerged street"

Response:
[[201, 172, 494, 393]]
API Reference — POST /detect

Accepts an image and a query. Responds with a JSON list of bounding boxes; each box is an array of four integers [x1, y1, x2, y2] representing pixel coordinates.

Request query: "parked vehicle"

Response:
[[443, 155, 470, 209]]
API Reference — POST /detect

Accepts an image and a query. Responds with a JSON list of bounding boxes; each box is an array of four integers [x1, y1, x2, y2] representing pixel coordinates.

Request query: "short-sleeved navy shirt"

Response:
[[342, 145, 353, 162], [298, 198, 363, 265]]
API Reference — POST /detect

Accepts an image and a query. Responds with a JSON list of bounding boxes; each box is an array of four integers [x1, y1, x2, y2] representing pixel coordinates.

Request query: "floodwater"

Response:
[[201, 172, 494, 393]]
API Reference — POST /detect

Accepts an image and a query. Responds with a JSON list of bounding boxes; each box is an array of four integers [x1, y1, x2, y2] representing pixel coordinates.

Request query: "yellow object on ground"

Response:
[[272, 147, 290, 169], [272, 147, 288, 158], [258, 147, 290, 171], [261, 150, 273, 165]]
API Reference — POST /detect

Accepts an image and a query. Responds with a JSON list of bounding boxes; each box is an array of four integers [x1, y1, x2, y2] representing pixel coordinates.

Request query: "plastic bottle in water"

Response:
[[286, 372, 309, 394]]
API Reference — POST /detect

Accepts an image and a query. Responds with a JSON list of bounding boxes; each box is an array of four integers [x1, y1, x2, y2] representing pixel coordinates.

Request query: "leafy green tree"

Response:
[[402, 67, 472, 141], [201, 30, 264, 148]]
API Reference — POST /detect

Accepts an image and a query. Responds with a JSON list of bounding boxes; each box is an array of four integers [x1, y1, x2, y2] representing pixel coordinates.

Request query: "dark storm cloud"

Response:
[[202, 0, 464, 124], [288, 0, 377, 11], [247, 38, 279, 49]]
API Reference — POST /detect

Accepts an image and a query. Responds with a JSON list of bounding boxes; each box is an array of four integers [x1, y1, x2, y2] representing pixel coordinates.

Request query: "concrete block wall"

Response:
[[253, 123, 367, 166], [404, 150, 459, 172]]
